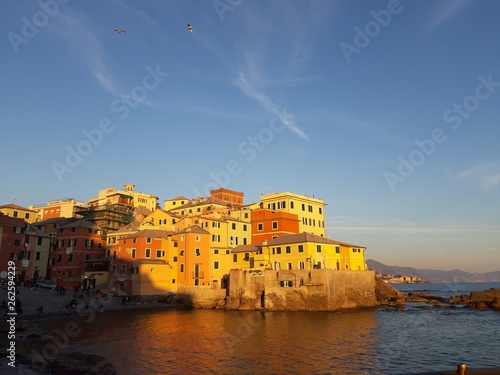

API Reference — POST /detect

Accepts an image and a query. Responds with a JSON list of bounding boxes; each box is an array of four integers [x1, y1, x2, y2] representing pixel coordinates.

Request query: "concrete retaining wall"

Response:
[[226, 269, 377, 311]]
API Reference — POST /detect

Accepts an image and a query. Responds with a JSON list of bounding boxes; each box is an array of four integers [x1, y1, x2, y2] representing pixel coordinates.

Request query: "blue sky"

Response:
[[1, 0, 499, 272]]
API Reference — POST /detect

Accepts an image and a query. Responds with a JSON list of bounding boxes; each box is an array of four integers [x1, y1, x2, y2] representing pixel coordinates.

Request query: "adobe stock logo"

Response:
[[384, 74, 499, 192], [339, 0, 408, 64], [7, 0, 70, 54], [51, 64, 168, 183], [213, 0, 243, 21]]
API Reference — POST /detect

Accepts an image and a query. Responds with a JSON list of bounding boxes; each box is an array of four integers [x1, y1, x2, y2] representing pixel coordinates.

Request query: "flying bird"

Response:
[[114, 29, 126, 34], [187, 24, 193, 33]]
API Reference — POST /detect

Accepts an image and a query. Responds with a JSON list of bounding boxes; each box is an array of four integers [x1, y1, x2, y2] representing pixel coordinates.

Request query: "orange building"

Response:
[[108, 229, 174, 295], [173, 226, 211, 287], [251, 209, 300, 244], [210, 188, 244, 206]]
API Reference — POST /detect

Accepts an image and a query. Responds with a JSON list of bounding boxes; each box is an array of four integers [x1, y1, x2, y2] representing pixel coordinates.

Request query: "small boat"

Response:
[[35, 279, 57, 289]]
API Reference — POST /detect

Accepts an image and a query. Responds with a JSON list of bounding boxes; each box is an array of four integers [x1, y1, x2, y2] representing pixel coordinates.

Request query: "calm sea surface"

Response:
[[32, 282, 500, 375]]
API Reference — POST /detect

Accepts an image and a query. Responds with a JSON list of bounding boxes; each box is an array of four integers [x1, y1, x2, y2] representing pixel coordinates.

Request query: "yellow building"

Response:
[[131, 259, 176, 295], [233, 232, 366, 271], [163, 196, 191, 211], [173, 214, 249, 287], [142, 209, 180, 230], [259, 192, 326, 236], [0, 204, 38, 223]]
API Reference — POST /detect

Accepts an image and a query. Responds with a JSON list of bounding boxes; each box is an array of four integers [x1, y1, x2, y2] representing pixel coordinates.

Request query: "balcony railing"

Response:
[[192, 272, 205, 279]]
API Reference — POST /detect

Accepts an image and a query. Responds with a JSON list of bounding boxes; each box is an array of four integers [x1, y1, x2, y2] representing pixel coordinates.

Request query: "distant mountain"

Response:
[[366, 259, 500, 283]]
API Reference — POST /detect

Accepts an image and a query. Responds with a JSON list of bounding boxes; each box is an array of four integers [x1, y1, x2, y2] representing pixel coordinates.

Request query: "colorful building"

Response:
[[108, 229, 176, 295], [233, 232, 366, 272], [210, 188, 244, 206], [0, 213, 52, 282], [29, 199, 86, 221], [259, 192, 326, 236], [0, 204, 38, 224], [251, 208, 300, 244], [50, 219, 106, 282]]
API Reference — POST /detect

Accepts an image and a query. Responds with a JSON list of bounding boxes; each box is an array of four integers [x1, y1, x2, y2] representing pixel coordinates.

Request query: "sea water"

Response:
[[27, 282, 500, 374]]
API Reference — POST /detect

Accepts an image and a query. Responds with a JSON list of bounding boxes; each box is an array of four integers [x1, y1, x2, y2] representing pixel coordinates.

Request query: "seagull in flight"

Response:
[[114, 29, 126, 34], [187, 24, 193, 33]]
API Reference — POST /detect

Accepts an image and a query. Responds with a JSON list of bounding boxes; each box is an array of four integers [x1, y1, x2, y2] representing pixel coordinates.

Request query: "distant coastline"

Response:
[[367, 259, 500, 283]]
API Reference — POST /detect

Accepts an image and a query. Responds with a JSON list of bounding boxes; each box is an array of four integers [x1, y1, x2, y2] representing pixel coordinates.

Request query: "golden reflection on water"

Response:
[[37, 308, 380, 374]]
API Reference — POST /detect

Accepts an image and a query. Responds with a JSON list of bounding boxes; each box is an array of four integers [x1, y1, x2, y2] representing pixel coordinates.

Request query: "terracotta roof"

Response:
[[60, 219, 102, 230], [266, 232, 364, 248], [0, 203, 37, 212], [34, 217, 79, 226], [175, 225, 209, 235], [134, 206, 152, 216], [232, 244, 262, 254], [124, 229, 175, 239]]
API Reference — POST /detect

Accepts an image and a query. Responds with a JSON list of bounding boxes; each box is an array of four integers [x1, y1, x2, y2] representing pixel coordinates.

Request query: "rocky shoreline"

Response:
[[375, 277, 500, 311]]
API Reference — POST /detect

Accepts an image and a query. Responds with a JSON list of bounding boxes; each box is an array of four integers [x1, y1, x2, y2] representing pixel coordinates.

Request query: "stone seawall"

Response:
[[225, 269, 378, 311]]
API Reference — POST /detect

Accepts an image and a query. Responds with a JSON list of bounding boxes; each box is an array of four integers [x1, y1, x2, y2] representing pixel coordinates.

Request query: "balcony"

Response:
[[192, 272, 205, 279]]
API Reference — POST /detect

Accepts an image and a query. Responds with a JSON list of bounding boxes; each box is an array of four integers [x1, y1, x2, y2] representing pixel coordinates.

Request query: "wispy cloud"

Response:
[[456, 162, 500, 190], [53, 12, 123, 97], [113, 0, 159, 27], [428, 0, 473, 33], [233, 72, 309, 142]]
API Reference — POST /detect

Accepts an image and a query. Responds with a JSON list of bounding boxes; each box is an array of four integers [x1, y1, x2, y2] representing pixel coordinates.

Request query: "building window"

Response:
[[132, 249, 136, 258], [180, 250, 184, 256], [233, 254, 237, 262], [35, 252, 41, 261], [156, 250, 165, 258], [180, 264, 184, 273], [14, 240, 20, 246], [335, 246, 340, 254], [85, 253, 90, 260], [299, 261, 305, 270], [286, 246, 291, 254], [173, 256, 177, 262], [214, 261, 219, 270], [196, 236, 200, 241], [111, 265, 116, 275], [68, 254, 73, 262], [316, 245, 321, 253], [243, 238, 247, 245], [276, 247, 281, 254], [13, 211, 18, 217], [121, 264, 126, 274], [243, 224, 247, 231], [146, 238, 152, 244], [195, 248, 200, 257], [301, 203, 305, 211], [272, 221, 278, 229], [287, 263, 292, 270], [57, 254, 62, 263], [232, 223, 236, 230], [258, 223, 263, 231], [298, 245, 304, 253], [25, 213, 30, 219], [319, 207, 322, 214], [145, 249, 151, 258], [174, 241, 178, 247], [214, 249, 219, 254], [226, 249, 230, 255]]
